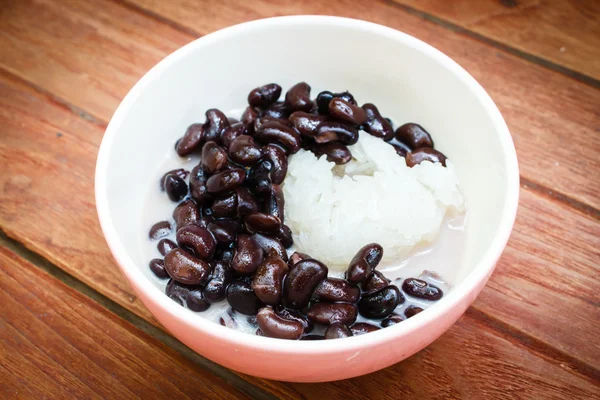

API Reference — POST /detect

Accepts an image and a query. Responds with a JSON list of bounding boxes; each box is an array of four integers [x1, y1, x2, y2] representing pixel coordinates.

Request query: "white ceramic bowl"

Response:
[[96, 16, 519, 382]]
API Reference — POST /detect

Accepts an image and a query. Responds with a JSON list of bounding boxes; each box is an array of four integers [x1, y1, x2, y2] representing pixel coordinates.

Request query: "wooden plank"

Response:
[[1, 58, 599, 380], [0, 247, 249, 400], [1, 0, 597, 211], [391, 0, 600, 83]]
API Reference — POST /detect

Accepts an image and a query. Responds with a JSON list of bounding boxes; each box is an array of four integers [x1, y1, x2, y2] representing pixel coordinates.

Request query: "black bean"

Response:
[[149, 258, 169, 279], [253, 116, 293, 133], [163, 173, 188, 202], [248, 83, 282, 107], [176, 225, 216, 260], [262, 144, 288, 185], [206, 168, 246, 194], [350, 323, 380, 336], [335, 91, 357, 105], [265, 184, 285, 221], [189, 165, 212, 207], [149, 221, 171, 240], [307, 302, 357, 325], [263, 102, 290, 119], [255, 121, 302, 154], [221, 122, 249, 149], [315, 121, 359, 145], [166, 280, 210, 312], [176, 123, 205, 157], [164, 248, 211, 285], [381, 313, 405, 327], [289, 111, 327, 137], [241, 106, 261, 125], [289, 251, 311, 267], [256, 307, 304, 340], [196, 215, 214, 229], [228, 135, 263, 166], [300, 334, 324, 340], [363, 270, 391, 294], [314, 278, 360, 303], [346, 243, 383, 284], [246, 160, 272, 196], [157, 238, 178, 256], [276, 224, 293, 248], [284, 82, 312, 112], [236, 186, 260, 217], [244, 212, 282, 235], [211, 192, 237, 218], [362, 103, 394, 141], [395, 123, 434, 150], [252, 233, 288, 262], [329, 98, 367, 126], [406, 147, 447, 167], [203, 261, 232, 303], [283, 259, 328, 309], [227, 117, 239, 125], [404, 306, 424, 318], [391, 143, 409, 157], [204, 109, 230, 144], [324, 322, 353, 339], [231, 234, 264, 275], [160, 169, 189, 190], [358, 285, 403, 319], [201, 141, 228, 174], [226, 280, 264, 315], [207, 219, 239, 245], [316, 91, 335, 114], [252, 253, 289, 305], [310, 142, 352, 165], [214, 247, 234, 263], [402, 278, 443, 300], [277, 308, 312, 333], [172, 199, 201, 229]]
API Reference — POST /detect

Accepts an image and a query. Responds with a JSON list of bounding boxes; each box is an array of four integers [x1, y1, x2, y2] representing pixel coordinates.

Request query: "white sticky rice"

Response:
[[283, 132, 465, 271]]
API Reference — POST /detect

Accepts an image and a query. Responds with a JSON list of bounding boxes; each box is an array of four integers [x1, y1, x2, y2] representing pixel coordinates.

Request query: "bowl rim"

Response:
[[95, 15, 520, 354]]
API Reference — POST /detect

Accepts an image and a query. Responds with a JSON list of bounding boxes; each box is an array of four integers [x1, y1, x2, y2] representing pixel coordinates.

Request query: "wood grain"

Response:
[[1, 0, 598, 212], [391, 0, 600, 82], [0, 247, 248, 400]]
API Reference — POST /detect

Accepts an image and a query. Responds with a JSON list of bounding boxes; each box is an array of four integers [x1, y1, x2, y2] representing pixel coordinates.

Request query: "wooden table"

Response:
[[1, 0, 599, 398]]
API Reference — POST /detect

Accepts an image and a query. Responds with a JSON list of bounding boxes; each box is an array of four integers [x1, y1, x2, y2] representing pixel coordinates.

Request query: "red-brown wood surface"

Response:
[[1, 0, 599, 398]]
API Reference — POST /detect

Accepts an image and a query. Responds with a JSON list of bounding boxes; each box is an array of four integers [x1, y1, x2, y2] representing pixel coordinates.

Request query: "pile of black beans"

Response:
[[147, 82, 447, 340]]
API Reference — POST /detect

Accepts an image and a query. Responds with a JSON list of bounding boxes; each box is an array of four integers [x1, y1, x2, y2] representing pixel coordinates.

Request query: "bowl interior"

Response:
[[99, 17, 514, 328]]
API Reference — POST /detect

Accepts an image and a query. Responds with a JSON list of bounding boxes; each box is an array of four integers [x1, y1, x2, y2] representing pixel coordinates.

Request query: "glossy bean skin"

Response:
[[255, 121, 302, 153], [164, 248, 211, 285], [211, 192, 237, 218], [228, 135, 263, 166], [362, 103, 394, 141], [252, 233, 288, 262], [253, 116, 293, 132], [406, 147, 447, 167], [391, 143, 409, 157], [358, 285, 403, 319], [196, 215, 214, 230], [324, 322, 353, 339], [157, 238, 178, 256], [314, 278, 360, 303], [207, 219, 239, 245], [166, 280, 210, 312], [263, 102, 290, 119], [221, 122, 249, 149], [346, 243, 383, 284], [265, 185, 284, 221], [307, 302, 357, 325], [176, 123, 204, 157], [310, 142, 352, 165], [284, 82, 313, 112], [350, 323, 380, 336], [402, 278, 443, 300], [226, 280, 264, 315], [176, 225, 217, 260], [236, 187, 260, 217], [276, 224, 293, 248], [262, 144, 287, 185], [201, 141, 228, 174], [316, 91, 356, 114], [149, 221, 172, 240], [241, 106, 260, 125], [215, 247, 234, 263], [328, 98, 367, 126], [289, 251, 311, 267], [206, 168, 246, 194], [160, 168, 189, 190], [283, 259, 328, 309], [256, 307, 304, 340], [163, 173, 188, 202], [149, 258, 169, 279], [248, 83, 282, 107], [246, 160, 272, 195], [277, 308, 312, 333], [363, 270, 391, 294], [230, 234, 264, 275], [394, 123, 433, 150], [204, 109, 230, 144], [315, 121, 359, 145], [203, 261, 232, 303], [189, 165, 212, 207], [381, 313, 405, 327], [252, 253, 289, 305], [289, 111, 327, 137], [404, 306, 424, 318], [244, 212, 282, 235], [172, 199, 201, 229]]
